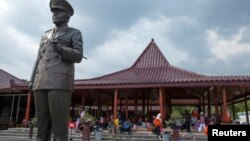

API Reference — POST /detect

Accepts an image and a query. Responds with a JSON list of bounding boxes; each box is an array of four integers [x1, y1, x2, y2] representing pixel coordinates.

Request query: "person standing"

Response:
[[120, 107, 126, 124], [29, 0, 83, 140], [152, 113, 162, 135], [181, 110, 191, 132], [70, 106, 76, 121], [198, 112, 206, 132]]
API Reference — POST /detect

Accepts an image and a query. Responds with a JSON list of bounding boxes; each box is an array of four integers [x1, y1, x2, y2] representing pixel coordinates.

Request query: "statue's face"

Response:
[[51, 8, 69, 25]]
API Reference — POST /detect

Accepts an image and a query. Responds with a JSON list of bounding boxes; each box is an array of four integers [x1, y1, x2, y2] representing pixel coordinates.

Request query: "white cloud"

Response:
[[0, 0, 11, 16], [0, 25, 39, 79], [4, 26, 38, 52], [206, 26, 250, 61]]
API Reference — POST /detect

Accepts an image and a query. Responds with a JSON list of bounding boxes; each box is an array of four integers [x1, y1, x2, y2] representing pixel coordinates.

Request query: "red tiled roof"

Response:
[[0, 69, 25, 90], [75, 39, 250, 89], [131, 39, 170, 68]]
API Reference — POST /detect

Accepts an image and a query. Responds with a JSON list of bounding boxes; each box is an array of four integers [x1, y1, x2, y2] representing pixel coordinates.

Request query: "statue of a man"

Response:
[[29, 0, 83, 140]]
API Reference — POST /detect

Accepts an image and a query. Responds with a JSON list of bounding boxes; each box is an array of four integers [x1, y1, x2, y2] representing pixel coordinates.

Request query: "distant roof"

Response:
[[75, 39, 250, 89], [0, 69, 26, 90]]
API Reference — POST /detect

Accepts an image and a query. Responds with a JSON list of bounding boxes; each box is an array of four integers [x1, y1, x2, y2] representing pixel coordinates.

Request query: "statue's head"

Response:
[[50, 0, 74, 16], [50, 0, 74, 25]]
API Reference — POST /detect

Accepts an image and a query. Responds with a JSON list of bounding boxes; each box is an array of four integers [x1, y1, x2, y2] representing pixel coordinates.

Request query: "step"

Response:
[[0, 127, 208, 141], [0, 133, 160, 140], [0, 129, 161, 141], [1, 128, 160, 138], [0, 135, 160, 141]]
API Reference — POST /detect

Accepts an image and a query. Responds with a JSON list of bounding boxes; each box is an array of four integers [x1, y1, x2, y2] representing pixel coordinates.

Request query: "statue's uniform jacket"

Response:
[[30, 25, 83, 91]]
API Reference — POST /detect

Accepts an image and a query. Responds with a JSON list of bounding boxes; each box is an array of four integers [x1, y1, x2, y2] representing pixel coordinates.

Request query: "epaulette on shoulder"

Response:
[[45, 29, 53, 33], [68, 27, 80, 32]]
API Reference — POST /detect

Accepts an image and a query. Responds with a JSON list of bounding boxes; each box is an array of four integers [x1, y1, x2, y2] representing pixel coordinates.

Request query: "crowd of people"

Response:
[[68, 104, 232, 137], [179, 105, 228, 135], [67, 106, 165, 136]]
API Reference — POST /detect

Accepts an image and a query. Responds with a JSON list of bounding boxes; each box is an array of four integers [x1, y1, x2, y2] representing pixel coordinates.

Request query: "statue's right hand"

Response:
[[29, 82, 33, 91]]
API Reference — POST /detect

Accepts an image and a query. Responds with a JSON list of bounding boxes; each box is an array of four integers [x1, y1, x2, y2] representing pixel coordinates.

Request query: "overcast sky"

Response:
[[0, 0, 250, 81]]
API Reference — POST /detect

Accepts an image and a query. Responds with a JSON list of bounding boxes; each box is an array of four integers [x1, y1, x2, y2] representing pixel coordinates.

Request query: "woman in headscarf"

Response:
[[153, 113, 162, 135]]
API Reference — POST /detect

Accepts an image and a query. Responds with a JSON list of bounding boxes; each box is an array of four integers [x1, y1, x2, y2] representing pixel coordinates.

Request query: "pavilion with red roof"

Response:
[[0, 69, 31, 128], [72, 39, 250, 123]]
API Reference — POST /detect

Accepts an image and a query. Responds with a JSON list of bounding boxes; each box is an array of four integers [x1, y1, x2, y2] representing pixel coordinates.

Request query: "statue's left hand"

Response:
[[53, 46, 62, 54], [50, 41, 62, 54]]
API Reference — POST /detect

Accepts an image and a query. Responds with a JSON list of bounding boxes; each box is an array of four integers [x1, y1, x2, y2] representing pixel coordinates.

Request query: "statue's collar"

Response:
[[54, 23, 68, 33], [52, 24, 68, 38], [45, 24, 69, 39]]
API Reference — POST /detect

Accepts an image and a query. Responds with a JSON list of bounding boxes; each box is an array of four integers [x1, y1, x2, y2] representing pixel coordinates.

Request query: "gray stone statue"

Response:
[[29, 0, 83, 140]]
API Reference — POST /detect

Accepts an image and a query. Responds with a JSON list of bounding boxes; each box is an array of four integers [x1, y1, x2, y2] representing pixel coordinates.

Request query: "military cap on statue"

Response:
[[50, 0, 74, 16]]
